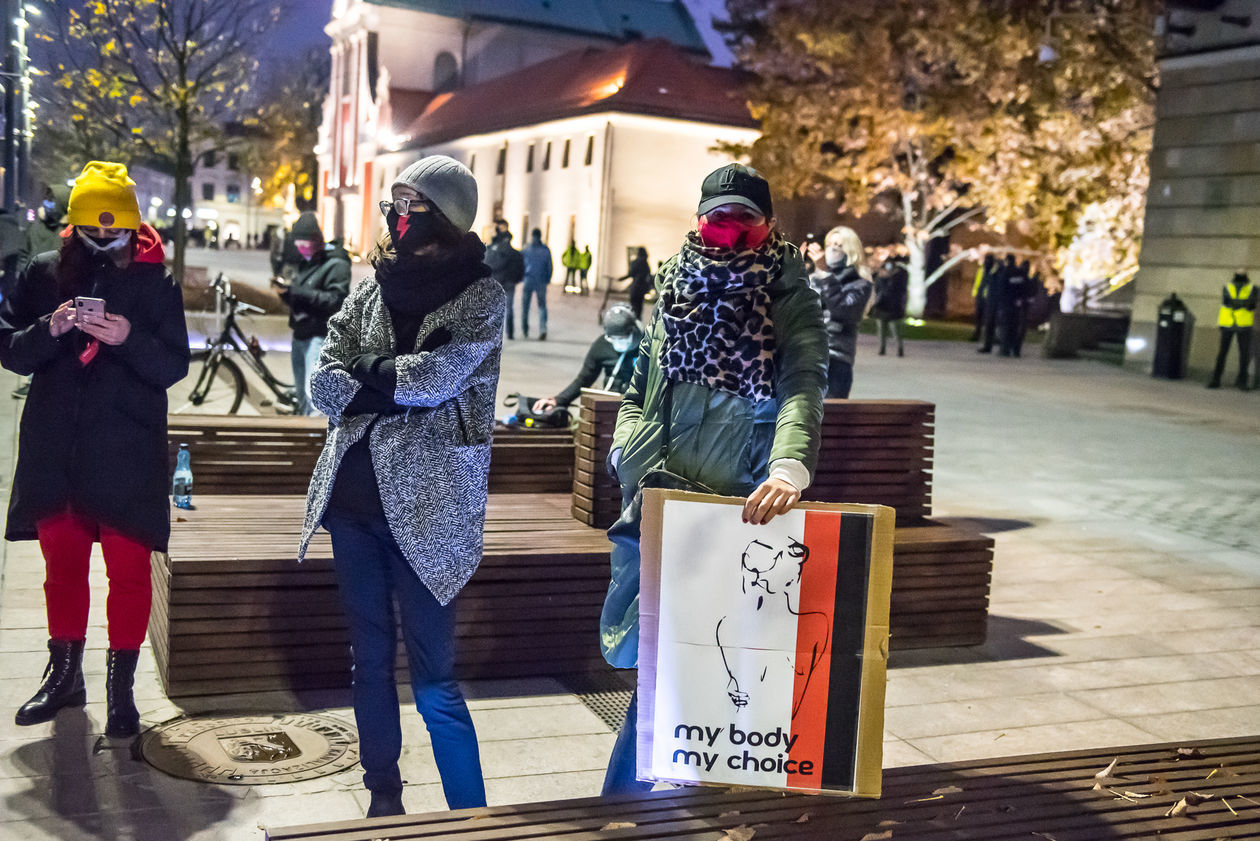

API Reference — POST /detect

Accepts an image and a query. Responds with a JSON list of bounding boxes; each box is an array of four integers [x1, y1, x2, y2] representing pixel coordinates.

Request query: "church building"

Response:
[[317, 0, 758, 283]]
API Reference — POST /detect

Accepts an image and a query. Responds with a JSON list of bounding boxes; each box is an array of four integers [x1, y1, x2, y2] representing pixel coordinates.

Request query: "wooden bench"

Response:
[[265, 735, 1260, 840], [148, 493, 992, 696], [148, 494, 611, 698], [167, 415, 575, 496], [572, 394, 935, 530]]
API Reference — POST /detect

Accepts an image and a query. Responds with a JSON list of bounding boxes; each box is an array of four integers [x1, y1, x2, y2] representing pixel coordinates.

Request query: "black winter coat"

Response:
[[811, 264, 873, 365], [0, 235, 190, 550], [871, 266, 908, 321], [282, 246, 351, 340]]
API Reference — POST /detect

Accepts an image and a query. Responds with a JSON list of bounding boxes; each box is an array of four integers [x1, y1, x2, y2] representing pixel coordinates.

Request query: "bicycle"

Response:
[[174, 273, 298, 414]]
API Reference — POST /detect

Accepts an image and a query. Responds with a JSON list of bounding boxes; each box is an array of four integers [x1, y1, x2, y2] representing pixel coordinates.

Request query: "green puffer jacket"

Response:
[[612, 243, 828, 497]]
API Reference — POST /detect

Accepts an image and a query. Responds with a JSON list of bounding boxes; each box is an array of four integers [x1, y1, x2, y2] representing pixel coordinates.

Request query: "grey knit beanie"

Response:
[[391, 155, 478, 233]]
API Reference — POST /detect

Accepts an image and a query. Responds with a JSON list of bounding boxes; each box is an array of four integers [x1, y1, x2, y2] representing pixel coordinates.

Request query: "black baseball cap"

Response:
[[697, 163, 773, 218]]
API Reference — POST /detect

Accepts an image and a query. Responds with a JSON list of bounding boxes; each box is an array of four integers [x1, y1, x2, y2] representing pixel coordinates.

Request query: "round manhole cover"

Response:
[[139, 712, 359, 785]]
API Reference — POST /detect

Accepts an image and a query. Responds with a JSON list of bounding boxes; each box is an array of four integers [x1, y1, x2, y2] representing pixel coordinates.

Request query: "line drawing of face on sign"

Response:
[[716, 536, 830, 718]]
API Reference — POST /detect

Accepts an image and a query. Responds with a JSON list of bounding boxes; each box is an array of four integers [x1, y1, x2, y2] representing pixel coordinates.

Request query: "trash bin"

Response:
[[1152, 292, 1193, 379]]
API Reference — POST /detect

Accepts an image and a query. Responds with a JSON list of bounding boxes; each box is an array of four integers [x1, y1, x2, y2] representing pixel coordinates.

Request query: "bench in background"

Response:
[[167, 415, 574, 496]]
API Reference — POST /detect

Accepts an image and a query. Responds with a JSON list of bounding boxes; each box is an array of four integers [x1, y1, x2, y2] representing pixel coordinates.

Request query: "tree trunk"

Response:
[[172, 111, 191, 285], [905, 233, 927, 319]]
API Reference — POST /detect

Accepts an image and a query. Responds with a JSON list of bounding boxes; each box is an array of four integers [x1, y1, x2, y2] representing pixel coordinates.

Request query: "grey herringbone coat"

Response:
[[298, 275, 507, 605]]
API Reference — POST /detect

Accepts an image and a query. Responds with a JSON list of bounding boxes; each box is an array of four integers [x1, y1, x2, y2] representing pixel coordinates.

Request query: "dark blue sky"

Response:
[[268, 0, 335, 58]]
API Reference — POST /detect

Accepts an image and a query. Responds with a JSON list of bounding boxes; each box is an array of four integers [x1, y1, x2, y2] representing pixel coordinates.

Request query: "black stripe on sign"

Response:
[[820, 511, 873, 790]]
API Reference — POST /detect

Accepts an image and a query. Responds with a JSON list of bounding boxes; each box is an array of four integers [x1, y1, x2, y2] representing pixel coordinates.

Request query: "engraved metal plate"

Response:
[[139, 713, 359, 785]]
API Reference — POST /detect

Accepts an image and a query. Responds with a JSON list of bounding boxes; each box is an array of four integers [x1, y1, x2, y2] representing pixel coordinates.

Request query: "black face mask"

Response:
[[387, 209, 445, 254]]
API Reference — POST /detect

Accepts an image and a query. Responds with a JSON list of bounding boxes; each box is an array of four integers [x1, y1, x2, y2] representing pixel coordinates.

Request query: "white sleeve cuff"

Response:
[[768, 458, 810, 492]]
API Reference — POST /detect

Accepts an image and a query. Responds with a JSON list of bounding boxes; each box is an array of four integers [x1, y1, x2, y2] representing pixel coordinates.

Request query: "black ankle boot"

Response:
[[366, 789, 406, 818], [16, 639, 86, 726], [105, 649, 141, 738]]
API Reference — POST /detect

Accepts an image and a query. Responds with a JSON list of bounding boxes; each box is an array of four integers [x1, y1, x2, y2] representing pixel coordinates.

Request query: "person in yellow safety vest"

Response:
[[577, 245, 593, 295], [562, 241, 581, 293], [1208, 269, 1256, 390]]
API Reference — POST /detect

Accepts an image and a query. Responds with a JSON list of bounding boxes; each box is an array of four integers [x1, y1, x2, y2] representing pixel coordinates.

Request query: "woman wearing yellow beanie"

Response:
[[0, 160, 190, 739]]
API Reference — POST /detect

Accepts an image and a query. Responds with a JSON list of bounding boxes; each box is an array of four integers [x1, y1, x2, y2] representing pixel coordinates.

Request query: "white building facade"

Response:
[[315, 0, 754, 283]]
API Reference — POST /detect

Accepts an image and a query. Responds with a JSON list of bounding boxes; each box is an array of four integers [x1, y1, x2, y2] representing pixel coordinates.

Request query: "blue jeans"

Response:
[[522, 280, 548, 335], [291, 335, 325, 415], [603, 691, 654, 795], [325, 513, 486, 809]]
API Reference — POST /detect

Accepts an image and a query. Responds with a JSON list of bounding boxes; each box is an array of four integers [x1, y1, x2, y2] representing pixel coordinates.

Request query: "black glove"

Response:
[[349, 353, 397, 393]]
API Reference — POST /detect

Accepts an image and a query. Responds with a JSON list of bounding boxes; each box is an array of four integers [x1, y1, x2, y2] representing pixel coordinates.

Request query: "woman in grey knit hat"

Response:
[[298, 154, 505, 817]]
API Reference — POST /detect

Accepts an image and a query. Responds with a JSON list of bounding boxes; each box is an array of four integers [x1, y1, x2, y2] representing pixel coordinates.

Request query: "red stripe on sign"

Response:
[[787, 510, 841, 789]]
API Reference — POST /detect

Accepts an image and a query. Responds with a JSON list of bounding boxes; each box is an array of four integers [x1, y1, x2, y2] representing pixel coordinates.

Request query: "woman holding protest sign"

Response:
[[598, 163, 828, 794]]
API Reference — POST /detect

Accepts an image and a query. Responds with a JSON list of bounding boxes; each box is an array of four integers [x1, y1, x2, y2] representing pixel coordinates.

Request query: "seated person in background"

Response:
[[532, 303, 642, 414]]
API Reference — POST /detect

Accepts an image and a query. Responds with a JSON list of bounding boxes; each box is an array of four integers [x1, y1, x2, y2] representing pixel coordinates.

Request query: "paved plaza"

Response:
[[0, 262, 1257, 839]]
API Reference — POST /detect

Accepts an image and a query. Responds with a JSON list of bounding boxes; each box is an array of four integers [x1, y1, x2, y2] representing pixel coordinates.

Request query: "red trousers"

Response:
[[36, 509, 152, 650]]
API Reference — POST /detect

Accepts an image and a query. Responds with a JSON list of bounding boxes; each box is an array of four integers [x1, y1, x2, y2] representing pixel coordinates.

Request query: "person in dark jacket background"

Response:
[[0, 161, 190, 739], [806, 225, 873, 398], [484, 219, 523, 339], [532, 303, 642, 413], [619, 246, 653, 320], [521, 228, 553, 339], [871, 256, 908, 357], [11, 185, 71, 399], [20, 185, 70, 273], [979, 253, 1014, 354], [271, 211, 351, 414]]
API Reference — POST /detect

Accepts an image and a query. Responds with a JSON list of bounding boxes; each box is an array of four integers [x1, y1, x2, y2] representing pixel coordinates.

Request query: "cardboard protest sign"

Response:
[[636, 489, 893, 797]]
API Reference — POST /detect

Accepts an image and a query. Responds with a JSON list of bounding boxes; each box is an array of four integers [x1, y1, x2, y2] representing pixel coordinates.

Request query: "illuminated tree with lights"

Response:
[[240, 46, 329, 212], [34, 0, 280, 282], [718, 0, 1156, 317]]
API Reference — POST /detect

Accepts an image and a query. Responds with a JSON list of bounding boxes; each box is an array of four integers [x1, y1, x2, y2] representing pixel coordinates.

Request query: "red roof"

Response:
[[399, 39, 755, 148]]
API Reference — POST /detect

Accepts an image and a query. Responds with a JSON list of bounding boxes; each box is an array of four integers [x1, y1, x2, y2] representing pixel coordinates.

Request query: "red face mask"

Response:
[[697, 218, 771, 251]]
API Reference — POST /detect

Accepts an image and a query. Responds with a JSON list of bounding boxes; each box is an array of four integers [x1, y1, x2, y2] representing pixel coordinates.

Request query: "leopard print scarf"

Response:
[[656, 231, 784, 403]]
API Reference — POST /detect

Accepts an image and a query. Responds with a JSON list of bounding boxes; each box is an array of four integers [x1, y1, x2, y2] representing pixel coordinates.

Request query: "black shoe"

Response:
[[367, 790, 406, 818], [538, 332, 547, 341], [977, 347, 992, 354], [15, 639, 86, 726], [522, 329, 529, 339], [1237, 380, 1251, 392], [878, 349, 886, 356], [897, 348, 905, 358], [105, 649, 141, 738], [1206, 380, 1221, 389]]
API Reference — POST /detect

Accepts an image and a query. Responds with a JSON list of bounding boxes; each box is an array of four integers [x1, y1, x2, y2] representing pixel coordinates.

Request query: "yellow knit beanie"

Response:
[[68, 161, 141, 230]]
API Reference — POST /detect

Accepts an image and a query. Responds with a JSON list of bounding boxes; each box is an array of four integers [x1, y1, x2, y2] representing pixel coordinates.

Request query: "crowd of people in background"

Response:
[[972, 252, 1046, 358]]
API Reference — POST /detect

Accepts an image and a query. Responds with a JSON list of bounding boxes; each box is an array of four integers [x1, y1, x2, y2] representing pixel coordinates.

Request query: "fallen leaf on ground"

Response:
[[1094, 757, 1120, 780], [859, 832, 893, 841], [601, 822, 637, 831], [1147, 774, 1171, 795], [1165, 791, 1215, 818], [878, 820, 903, 827], [718, 811, 741, 818], [1176, 747, 1204, 759], [1120, 791, 1150, 799], [1032, 833, 1059, 841], [954, 805, 966, 820], [1222, 798, 1238, 816], [795, 812, 811, 823], [933, 785, 963, 795], [722, 826, 756, 841]]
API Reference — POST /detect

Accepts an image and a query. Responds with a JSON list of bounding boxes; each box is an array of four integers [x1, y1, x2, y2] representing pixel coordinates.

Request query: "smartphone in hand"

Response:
[[74, 297, 107, 320]]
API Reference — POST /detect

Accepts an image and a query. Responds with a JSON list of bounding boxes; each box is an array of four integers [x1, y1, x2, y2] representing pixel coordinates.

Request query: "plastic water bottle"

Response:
[[172, 444, 194, 510]]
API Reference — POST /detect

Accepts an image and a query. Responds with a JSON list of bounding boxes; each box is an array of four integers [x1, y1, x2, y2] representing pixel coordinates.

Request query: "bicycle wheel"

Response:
[[174, 349, 246, 414]]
